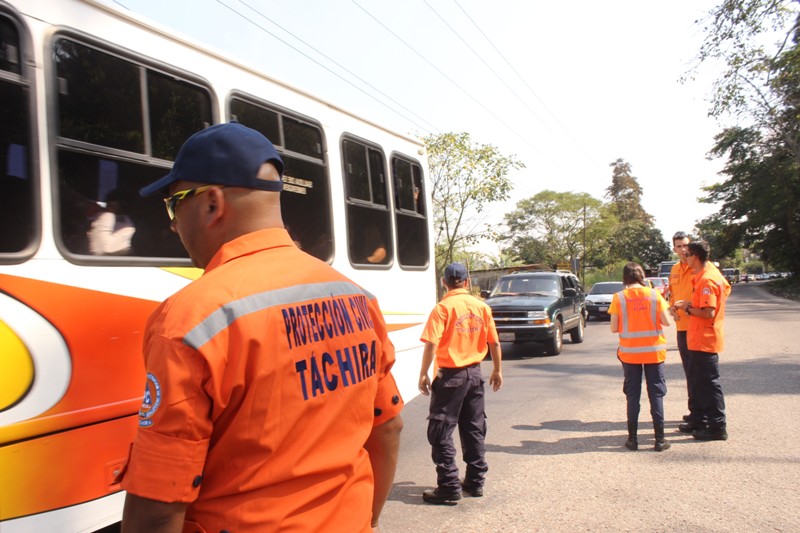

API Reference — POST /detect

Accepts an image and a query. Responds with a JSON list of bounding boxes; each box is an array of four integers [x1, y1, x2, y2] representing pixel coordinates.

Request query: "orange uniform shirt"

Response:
[[120, 228, 402, 533], [688, 262, 731, 354], [669, 260, 693, 332], [609, 286, 669, 364], [420, 288, 499, 368]]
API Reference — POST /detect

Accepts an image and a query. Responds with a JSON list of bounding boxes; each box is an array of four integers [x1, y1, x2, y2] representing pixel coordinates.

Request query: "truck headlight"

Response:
[[526, 310, 550, 324]]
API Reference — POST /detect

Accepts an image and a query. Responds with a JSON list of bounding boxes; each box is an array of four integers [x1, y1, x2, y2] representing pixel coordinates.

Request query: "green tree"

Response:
[[424, 132, 524, 274], [700, 125, 800, 273], [603, 159, 669, 269], [695, 210, 746, 261], [691, 0, 799, 123], [485, 250, 524, 269], [501, 190, 604, 270], [606, 158, 653, 224], [691, 1, 800, 274]]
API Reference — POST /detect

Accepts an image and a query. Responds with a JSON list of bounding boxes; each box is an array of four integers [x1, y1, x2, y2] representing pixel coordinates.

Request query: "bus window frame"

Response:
[[0, 5, 41, 264], [46, 28, 217, 267], [390, 150, 429, 270], [227, 91, 334, 262], [341, 133, 394, 269]]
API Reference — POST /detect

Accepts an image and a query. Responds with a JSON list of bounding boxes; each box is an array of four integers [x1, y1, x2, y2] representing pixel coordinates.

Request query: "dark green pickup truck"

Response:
[[480, 270, 586, 355]]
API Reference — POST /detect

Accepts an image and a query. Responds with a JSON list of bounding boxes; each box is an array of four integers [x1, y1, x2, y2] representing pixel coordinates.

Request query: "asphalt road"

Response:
[[379, 282, 800, 533]]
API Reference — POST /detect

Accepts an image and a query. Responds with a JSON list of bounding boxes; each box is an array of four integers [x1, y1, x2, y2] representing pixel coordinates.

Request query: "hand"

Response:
[[489, 370, 503, 392], [668, 306, 679, 321], [418, 374, 431, 396]]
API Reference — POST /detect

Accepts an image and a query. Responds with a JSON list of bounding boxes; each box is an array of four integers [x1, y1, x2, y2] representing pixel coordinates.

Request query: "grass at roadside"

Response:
[[764, 276, 800, 301]]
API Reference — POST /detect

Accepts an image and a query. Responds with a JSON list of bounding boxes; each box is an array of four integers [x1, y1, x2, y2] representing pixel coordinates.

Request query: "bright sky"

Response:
[[107, 0, 726, 256]]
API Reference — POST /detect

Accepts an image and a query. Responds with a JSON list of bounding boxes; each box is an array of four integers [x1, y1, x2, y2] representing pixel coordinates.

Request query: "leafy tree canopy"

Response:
[[424, 132, 524, 273], [501, 190, 603, 269], [606, 158, 653, 225], [691, 1, 800, 274]]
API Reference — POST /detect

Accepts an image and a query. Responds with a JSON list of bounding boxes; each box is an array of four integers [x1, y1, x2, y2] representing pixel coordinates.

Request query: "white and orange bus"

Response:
[[0, 1, 434, 530]]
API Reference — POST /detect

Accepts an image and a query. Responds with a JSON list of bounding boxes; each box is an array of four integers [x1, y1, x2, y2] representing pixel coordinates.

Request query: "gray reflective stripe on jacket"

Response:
[[615, 289, 665, 354], [183, 280, 374, 350]]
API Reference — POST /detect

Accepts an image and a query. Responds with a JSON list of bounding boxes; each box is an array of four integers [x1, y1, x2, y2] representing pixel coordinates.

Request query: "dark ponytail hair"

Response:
[[622, 262, 645, 285]]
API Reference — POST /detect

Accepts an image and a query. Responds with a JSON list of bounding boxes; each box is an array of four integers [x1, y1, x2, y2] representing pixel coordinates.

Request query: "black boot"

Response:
[[654, 424, 671, 452], [625, 421, 638, 451]]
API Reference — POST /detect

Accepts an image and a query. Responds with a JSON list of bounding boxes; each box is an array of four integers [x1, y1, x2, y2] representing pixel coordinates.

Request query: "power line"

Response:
[[351, 0, 563, 172], [422, 0, 567, 148], [453, 0, 596, 165], [231, 0, 440, 134]]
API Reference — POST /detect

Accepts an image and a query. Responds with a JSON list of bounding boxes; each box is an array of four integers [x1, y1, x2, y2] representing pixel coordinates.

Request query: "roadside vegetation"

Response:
[[765, 276, 800, 301]]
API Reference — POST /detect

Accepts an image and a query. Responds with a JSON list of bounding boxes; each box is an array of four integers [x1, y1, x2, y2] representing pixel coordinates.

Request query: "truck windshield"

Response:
[[492, 277, 558, 296]]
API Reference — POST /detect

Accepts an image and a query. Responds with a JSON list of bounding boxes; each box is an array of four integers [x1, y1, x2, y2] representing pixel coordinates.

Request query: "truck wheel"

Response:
[[570, 315, 585, 344], [546, 320, 563, 355]]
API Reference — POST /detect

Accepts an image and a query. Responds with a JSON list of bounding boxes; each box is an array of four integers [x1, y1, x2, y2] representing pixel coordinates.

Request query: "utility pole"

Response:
[[582, 202, 586, 282]]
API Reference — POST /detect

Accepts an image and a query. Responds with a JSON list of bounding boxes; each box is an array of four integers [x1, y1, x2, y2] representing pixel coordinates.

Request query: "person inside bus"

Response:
[[87, 189, 136, 255], [119, 122, 403, 533], [365, 225, 388, 263]]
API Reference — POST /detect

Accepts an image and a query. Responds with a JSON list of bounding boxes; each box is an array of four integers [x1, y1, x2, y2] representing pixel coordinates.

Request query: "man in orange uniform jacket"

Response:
[[418, 263, 502, 505], [668, 231, 698, 425], [674, 240, 731, 441], [119, 122, 403, 532]]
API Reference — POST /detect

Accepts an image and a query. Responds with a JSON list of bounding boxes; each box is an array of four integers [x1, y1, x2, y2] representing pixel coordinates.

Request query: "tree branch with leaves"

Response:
[[424, 132, 524, 272]]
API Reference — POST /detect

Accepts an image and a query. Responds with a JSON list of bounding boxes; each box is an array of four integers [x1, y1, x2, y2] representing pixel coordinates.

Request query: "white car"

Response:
[[585, 281, 624, 320]]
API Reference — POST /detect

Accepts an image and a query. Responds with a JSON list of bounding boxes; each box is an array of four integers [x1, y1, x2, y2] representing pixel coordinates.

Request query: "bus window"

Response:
[[283, 116, 323, 159], [0, 14, 35, 256], [230, 97, 333, 261], [148, 70, 213, 160], [52, 35, 212, 260], [55, 39, 145, 153], [57, 150, 186, 257], [342, 138, 392, 267], [392, 155, 429, 267]]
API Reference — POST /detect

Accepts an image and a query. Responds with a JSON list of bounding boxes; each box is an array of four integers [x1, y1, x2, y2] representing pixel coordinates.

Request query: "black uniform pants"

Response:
[[689, 350, 726, 429], [621, 361, 667, 427], [677, 331, 699, 418], [426, 364, 487, 492]]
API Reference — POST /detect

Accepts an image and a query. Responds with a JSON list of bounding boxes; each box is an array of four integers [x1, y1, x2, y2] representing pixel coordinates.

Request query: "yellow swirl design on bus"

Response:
[[0, 320, 34, 410]]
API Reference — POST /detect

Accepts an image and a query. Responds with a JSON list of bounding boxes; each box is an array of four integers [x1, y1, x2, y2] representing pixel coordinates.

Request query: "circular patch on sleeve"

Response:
[[138, 372, 162, 427]]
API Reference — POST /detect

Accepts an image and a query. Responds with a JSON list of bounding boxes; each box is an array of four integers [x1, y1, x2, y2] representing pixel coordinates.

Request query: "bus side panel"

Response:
[[0, 415, 136, 521], [0, 274, 156, 522], [0, 274, 155, 441]]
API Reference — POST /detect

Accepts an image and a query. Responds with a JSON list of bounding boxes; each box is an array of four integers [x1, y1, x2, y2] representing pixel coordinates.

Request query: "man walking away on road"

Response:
[[418, 262, 502, 505], [667, 231, 699, 425], [609, 262, 672, 451], [674, 240, 731, 441]]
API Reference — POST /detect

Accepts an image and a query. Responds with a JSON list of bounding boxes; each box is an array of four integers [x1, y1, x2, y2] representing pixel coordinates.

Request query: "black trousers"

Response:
[[677, 331, 699, 418], [689, 350, 727, 429], [621, 361, 667, 427], [426, 364, 487, 491]]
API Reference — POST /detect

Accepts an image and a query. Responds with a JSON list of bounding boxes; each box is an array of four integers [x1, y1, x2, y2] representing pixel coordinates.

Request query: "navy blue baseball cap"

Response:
[[140, 122, 285, 197], [444, 262, 469, 283]]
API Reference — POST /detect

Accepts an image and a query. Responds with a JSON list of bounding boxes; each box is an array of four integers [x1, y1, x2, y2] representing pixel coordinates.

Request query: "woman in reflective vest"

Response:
[[608, 262, 672, 451]]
